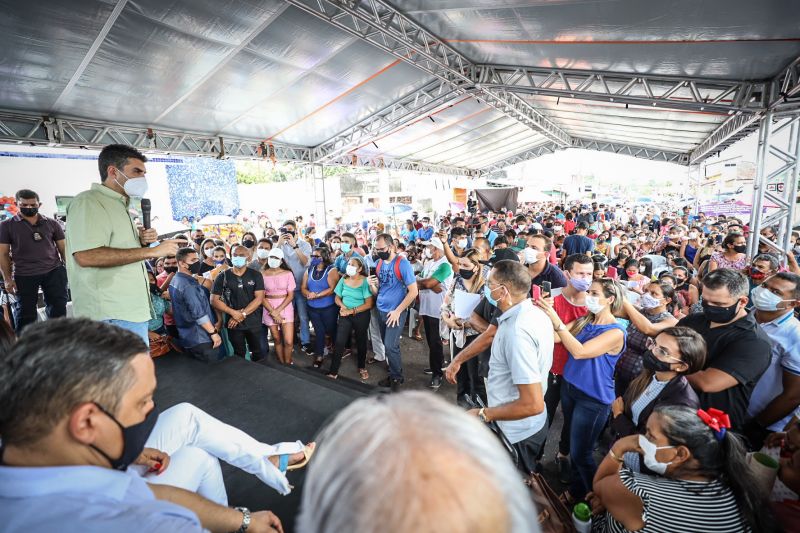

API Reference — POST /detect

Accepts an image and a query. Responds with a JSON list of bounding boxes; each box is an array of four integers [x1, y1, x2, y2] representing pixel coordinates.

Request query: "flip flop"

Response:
[[286, 443, 316, 472]]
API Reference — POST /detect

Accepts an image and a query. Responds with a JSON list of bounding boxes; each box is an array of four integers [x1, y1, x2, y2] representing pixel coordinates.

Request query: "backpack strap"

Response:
[[393, 257, 402, 282]]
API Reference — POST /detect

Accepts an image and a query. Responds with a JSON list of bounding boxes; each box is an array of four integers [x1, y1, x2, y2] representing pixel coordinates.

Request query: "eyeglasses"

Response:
[[645, 338, 682, 362]]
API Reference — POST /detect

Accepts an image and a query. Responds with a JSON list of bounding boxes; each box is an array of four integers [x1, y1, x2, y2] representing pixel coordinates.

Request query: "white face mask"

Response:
[[584, 295, 605, 314], [256, 249, 270, 259], [331, 242, 341, 251], [267, 257, 282, 269], [345, 264, 358, 277], [688, 232, 698, 239], [751, 285, 792, 312], [457, 238, 468, 249], [638, 434, 675, 475], [204, 248, 214, 258], [424, 248, 433, 259], [517, 224, 526, 232], [639, 293, 662, 310], [115, 168, 148, 197], [523, 248, 539, 264]]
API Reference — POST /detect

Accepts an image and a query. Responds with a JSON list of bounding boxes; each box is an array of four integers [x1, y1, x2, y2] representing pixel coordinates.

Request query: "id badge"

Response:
[[32, 231, 43, 241]]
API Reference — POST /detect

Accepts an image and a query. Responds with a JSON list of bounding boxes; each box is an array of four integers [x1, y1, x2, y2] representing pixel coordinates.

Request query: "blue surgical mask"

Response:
[[310, 257, 322, 268], [340, 243, 351, 253], [231, 256, 247, 268], [483, 284, 505, 307]]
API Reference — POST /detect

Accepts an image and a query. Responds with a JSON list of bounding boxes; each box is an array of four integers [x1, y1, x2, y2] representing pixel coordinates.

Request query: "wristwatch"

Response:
[[234, 506, 250, 532], [241, 310, 247, 318], [555, 323, 566, 332], [478, 407, 490, 423]]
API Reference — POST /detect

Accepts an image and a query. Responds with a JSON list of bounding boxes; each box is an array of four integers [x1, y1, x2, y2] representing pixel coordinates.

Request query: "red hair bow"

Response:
[[697, 408, 731, 441]]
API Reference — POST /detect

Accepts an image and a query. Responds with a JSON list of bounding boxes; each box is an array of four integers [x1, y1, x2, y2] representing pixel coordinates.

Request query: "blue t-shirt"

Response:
[[376, 256, 416, 313], [563, 234, 595, 256], [563, 322, 627, 404]]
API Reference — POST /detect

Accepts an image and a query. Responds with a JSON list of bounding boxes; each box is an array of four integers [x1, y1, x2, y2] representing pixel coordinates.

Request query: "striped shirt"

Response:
[[599, 468, 750, 532]]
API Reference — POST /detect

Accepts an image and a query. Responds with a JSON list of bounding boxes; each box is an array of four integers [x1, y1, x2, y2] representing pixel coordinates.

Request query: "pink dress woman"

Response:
[[262, 271, 296, 326]]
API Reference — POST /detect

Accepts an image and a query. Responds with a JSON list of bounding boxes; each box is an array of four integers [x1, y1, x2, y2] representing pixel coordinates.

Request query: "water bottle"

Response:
[[572, 502, 592, 533]]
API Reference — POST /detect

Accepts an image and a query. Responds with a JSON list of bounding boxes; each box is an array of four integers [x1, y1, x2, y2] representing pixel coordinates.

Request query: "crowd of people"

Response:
[[1, 143, 800, 532]]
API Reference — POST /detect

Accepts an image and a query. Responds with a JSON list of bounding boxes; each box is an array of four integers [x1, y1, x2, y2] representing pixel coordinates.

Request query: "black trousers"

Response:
[[187, 342, 224, 363], [329, 309, 370, 374], [455, 335, 487, 404], [542, 372, 570, 457], [513, 423, 549, 475], [228, 326, 263, 361], [13, 265, 68, 333], [422, 315, 444, 377]]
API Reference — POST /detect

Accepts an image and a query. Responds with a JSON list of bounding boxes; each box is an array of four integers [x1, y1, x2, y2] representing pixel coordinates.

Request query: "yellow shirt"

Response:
[[65, 183, 150, 322]]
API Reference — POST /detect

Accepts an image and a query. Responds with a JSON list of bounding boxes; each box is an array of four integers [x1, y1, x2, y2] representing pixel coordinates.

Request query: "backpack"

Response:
[[377, 257, 403, 283]]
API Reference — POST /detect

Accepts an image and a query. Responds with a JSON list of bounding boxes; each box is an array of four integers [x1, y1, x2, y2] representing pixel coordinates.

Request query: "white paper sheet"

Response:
[[453, 290, 482, 319]]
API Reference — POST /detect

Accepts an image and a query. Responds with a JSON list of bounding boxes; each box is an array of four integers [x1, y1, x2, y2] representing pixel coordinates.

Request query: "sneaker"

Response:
[[556, 454, 571, 485], [378, 377, 392, 388], [429, 375, 443, 391], [390, 379, 402, 393], [423, 367, 433, 375], [301, 344, 312, 355]]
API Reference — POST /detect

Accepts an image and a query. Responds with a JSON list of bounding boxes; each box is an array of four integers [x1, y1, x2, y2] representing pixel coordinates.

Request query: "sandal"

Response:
[[325, 373, 338, 380], [287, 443, 315, 471], [275, 443, 316, 472], [412, 332, 423, 341], [359, 368, 369, 380]]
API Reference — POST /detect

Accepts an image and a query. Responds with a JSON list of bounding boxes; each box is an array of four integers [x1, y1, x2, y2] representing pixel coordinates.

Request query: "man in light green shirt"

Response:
[[66, 144, 179, 343]]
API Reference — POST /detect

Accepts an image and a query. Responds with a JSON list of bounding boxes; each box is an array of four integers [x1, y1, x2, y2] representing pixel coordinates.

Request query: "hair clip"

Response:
[[697, 408, 731, 441]]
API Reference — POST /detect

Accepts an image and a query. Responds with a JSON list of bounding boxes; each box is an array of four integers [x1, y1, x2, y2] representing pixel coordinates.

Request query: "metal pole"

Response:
[[747, 112, 772, 258], [782, 118, 800, 255]]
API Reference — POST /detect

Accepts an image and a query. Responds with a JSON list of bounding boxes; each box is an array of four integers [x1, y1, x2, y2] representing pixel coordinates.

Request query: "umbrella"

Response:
[[383, 203, 413, 216], [198, 214, 237, 225]]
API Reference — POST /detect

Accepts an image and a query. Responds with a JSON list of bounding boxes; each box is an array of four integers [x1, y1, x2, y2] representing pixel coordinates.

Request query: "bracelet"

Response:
[[608, 449, 624, 463]]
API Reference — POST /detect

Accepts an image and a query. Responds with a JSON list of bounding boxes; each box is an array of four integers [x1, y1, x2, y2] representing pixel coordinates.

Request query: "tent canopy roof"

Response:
[[2, 0, 798, 175]]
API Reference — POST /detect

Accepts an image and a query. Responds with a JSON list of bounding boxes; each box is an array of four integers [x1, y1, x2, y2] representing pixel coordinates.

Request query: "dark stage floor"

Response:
[[153, 331, 571, 532], [153, 353, 372, 533]]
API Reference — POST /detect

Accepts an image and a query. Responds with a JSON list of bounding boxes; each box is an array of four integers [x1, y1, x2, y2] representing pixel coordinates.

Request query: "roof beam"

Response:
[[768, 55, 800, 111], [480, 136, 692, 174], [286, 0, 572, 148], [479, 143, 561, 174], [0, 110, 312, 162], [313, 79, 466, 163], [473, 64, 768, 114], [572, 138, 690, 165], [325, 152, 476, 176], [50, 0, 129, 112], [689, 112, 761, 164]]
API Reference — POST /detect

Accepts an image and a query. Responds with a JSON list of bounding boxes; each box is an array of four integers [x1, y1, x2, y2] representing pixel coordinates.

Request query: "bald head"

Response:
[[297, 392, 536, 533]]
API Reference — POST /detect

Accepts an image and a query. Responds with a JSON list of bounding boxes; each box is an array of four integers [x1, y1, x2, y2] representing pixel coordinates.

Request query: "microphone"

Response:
[[141, 198, 151, 230]]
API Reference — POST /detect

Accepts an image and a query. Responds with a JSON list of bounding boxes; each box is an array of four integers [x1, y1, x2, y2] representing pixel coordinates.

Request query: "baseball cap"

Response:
[[421, 237, 444, 251], [483, 247, 520, 266]]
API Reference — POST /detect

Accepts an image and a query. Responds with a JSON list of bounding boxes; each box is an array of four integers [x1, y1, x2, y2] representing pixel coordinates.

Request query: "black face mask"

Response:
[[459, 268, 476, 280], [164, 266, 178, 274], [194, 237, 204, 245], [733, 244, 747, 254], [701, 300, 739, 323], [20, 207, 38, 217], [90, 403, 159, 471], [149, 283, 160, 295], [242, 239, 255, 248], [376, 251, 391, 261], [642, 350, 674, 372]]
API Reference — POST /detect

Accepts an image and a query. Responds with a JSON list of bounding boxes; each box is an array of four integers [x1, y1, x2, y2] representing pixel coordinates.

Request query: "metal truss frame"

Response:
[[0, 110, 313, 162], [325, 152, 475, 176], [769, 56, 800, 112], [688, 113, 761, 164], [473, 65, 768, 114], [285, 0, 572, 147], [313, 79, 467, 163], [748, 112, 800, 261], [478, 137, 691, 175]]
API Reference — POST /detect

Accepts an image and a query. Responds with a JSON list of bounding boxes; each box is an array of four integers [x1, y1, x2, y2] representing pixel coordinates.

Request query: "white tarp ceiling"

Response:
[[1, 0, 798, 174]]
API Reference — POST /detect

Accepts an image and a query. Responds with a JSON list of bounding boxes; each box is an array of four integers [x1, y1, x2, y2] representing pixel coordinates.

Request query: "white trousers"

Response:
[[130, 403, 303, 505], [369, 307, 386, 360]]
